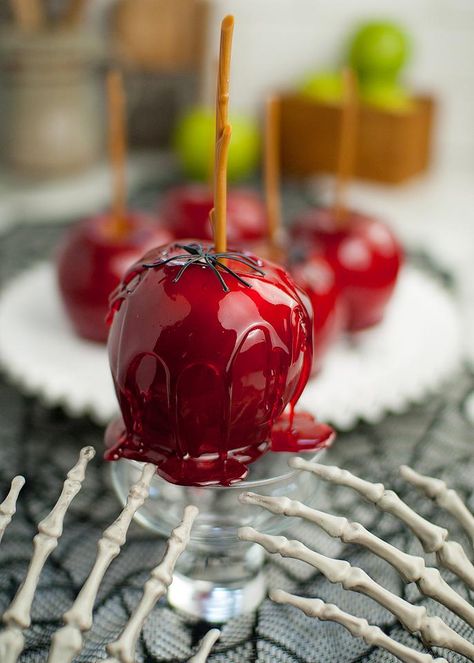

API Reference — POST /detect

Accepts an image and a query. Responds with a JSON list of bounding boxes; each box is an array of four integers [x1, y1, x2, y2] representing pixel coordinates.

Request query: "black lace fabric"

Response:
[[0, 221, 473, 662]]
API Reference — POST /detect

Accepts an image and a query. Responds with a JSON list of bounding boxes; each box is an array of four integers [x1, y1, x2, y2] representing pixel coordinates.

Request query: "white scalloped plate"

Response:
[[0, 262, 464, 430]]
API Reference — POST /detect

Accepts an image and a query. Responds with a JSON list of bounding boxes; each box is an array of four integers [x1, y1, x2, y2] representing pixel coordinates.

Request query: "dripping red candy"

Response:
[[105, 241, 333, 486]]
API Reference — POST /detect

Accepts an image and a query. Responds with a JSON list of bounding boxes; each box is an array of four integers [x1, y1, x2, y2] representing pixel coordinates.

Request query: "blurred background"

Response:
[[0, 0, 473, 345], [0, 5, 471, 193]]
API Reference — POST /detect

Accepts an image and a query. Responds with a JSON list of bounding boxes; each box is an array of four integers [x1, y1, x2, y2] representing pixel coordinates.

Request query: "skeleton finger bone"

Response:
[[47, 463, 156, 663], [239, 527, 474, 660], [187, 628, 221, 662], [290, 458, 474, 591], [0, 446, 95, 663], [0, 477, 25, 545], [400, 465, 474, 551], [239, 491, 474, 629], [104, 504, 198, 663], [271, 590, 448, 663]]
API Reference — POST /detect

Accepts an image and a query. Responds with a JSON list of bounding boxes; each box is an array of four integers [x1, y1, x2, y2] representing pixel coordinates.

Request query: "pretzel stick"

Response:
[[240, 491, 474, 629], [290, 458, 474, 590], [188, 628, 221, 663], [106, 69, 129, 237], [271, 591, 447, 663], [211, 15, 234, 254], [0, 447, 95, 663], [333, 68, 358, 223], [104, 505, 198, 663], [400, 465, 474, 550], [0, 477, 25, 545], [239, 527, 474, 659], [9, 0, 43, 31], [47, 463, 156, 663]]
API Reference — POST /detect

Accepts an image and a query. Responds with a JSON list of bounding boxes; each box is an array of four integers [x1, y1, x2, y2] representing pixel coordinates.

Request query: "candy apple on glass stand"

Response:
[[107, 16, 334, 622], [107, 238, 334, 620]]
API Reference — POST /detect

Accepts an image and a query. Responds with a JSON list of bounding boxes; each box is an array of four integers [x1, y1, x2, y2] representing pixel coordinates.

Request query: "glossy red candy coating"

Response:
[[291, 255, 344, 371], [104, 240, 314, 486], [57, 212, 173, 343], [292, 207, 403, 331], [270, 411, 334, 452], [161, 184, 267, 242]]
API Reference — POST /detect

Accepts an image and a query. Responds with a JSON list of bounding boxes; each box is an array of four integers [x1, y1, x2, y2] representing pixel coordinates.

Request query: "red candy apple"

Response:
[[57, 213, 173, 343], [292, 207, 403, 331], [291, 254, 344, 371], [160, 184, 267, 243], [104, 241, 333, 486]]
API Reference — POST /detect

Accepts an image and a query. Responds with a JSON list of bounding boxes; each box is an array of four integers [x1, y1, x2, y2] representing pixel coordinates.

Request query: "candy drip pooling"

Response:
[[105, 242, 332, 486]]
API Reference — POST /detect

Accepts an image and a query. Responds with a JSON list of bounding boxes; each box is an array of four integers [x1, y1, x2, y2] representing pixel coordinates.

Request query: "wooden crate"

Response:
[[279, 93, 435, 184]]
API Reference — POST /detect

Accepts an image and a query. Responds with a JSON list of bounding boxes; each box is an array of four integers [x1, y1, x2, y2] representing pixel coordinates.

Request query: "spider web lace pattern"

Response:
[[0, 221, 472, 662]]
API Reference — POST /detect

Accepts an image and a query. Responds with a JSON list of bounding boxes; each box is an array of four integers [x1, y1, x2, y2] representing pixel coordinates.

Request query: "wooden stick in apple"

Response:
[[264, 95, 283, 258], [106, 68, 128, 237], [211, 15, 234, 254], [333, 68, 358, 223]]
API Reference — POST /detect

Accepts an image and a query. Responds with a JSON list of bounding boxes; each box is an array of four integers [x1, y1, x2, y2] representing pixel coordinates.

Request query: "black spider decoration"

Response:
[[142, 243, 266, 292]]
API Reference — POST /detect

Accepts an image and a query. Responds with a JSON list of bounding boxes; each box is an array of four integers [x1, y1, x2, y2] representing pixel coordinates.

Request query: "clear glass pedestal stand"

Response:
[[110, 448, 326, 623]]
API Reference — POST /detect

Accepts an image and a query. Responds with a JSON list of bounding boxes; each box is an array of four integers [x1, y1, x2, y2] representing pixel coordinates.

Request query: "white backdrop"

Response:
[[201, 0, 474, 170]]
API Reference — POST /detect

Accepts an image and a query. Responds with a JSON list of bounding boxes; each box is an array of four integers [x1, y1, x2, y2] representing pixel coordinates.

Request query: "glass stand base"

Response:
[[168, 566, 266, 623], [169, 540, 266, 622], [168, 540, 266, 623], [110, 449, 327, 622]]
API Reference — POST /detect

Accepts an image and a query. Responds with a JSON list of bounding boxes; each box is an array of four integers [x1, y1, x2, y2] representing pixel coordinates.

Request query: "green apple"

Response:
[[173, 107, 260, 183], [360, 80, 413, 112], [349, 21, 410, 81], [299, 71, 343, 104]]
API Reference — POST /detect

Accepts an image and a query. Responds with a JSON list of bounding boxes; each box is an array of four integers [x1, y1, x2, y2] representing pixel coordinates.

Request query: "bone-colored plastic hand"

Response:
[[104, 504, 199, 663], [239, 491, 474, 629], [187, 628, 221, 663], [239, 527, 474, 660], [271, 590, 447, 663], [290, 458, 474, 591], [47, 463, 156, 663], [400, 465, 474, 550], [0, 447, 95, 663], [0, 477, 25, 545]]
